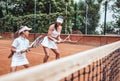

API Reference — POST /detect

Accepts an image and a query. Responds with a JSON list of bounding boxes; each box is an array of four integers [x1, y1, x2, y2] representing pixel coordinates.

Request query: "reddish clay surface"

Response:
[[0, 40, 96, 76]]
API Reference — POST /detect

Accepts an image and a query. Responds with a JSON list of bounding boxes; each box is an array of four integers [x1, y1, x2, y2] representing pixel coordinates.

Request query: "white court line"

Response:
[[29, 51, 55, 57], [0, 46, 10, 49], [0, 46, 46, 56], [0, 46, 55, 57], [0, 49, 10, 52], [30, 52, 42, 55], [0, 47, 10, 52]]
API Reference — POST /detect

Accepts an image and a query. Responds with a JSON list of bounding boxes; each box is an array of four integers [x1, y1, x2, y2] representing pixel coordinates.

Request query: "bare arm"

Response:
[[47, 25, 58, 42], [47, 24, 63, 43], [11, 46, 28, 53], [57, 26, 62, 42], [11, 46, 16, 53]]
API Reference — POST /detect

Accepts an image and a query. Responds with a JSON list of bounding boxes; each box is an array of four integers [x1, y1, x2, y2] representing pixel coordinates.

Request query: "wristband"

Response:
[[57, 40, 61, 43], [54, 39, 57, 42], [59, 39, 62, 41], [16, 50, 21, 53]]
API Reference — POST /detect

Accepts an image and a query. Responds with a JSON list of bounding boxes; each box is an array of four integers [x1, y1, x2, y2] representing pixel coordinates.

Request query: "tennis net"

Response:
[[0, 41, 119, 81], [64, 47, 120, 81]]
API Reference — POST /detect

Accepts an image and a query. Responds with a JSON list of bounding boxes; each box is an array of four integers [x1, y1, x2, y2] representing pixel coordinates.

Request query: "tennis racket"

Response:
[[29, 35, 44, 48], [20, 35, 44, 52], [22, 35, 44, 51], [8, 35, 44, 58], [61, 34, 81, 44]]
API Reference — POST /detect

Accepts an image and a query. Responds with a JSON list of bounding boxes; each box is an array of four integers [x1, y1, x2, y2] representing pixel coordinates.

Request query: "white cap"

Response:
[[56, 16, 64, 24], [19, 26, 32, 34]]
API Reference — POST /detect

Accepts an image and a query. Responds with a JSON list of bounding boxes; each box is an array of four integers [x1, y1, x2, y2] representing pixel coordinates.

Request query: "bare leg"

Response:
[[23, 64, 29, 68], [51, 49, 60, 59], [10, 66, 17, 72], [43, 47, 50, 63]]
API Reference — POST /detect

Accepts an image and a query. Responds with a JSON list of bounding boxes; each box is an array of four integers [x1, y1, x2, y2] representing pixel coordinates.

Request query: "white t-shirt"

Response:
[[11, 36, 30, 67]]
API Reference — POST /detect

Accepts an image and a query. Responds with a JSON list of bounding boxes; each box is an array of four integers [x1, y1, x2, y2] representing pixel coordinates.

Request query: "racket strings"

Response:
[[63, 35, 81, 44], [32, 36, 44, 48], [63, 35, 71, 42]]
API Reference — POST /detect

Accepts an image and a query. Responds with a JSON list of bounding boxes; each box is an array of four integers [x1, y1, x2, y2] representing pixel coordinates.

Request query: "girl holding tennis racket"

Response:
[[8, 26, 24, 58], [41, 16, 64, 63], [10, 26, 31, 72]]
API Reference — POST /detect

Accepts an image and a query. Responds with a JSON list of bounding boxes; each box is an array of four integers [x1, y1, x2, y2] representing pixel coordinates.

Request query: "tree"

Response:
[[0, 0, 7, 17], [75, 0, 103, 34], [0, 7, 3, 18], [112, 0, 120, 28]]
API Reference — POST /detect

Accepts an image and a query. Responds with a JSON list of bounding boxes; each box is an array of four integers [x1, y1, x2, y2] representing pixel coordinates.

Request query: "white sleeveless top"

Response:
[[51, 28, 60, 38], [41, 27, 61, 49]]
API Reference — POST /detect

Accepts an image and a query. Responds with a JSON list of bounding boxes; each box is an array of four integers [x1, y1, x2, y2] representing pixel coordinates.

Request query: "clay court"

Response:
[[0, 39, 96, 76]]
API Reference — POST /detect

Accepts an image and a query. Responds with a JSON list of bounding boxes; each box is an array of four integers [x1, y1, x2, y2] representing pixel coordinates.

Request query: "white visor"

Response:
[[19, 26, 32, 34], [56, 17, 63, 24]]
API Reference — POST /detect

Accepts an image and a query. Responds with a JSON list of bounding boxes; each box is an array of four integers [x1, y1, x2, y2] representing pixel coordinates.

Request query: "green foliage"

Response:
[[0, 0, 105, 35], [0, 13, 69, 33], [0, 0, 74, 34]]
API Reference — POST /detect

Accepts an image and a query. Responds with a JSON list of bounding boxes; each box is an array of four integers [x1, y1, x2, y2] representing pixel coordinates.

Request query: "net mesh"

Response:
[[64, 48, 120, 81]]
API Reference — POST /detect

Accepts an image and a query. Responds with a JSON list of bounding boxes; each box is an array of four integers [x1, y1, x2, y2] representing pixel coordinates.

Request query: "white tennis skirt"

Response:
[[41, 36, 57, 49], [11, 53, 29, 67]]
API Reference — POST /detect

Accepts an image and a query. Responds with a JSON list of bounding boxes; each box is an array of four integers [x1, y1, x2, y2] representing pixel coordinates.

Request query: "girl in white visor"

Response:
[[10, 26, 31, 72], [41, 16, 64, 63]]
